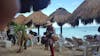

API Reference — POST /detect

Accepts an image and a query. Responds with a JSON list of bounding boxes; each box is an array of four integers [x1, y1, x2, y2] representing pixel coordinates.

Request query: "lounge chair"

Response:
[[63, 37, 91, 56], [84, 35, 100, 56], [33, 35, 39, 45], [53, 34, 64, 53], [71, 37, 89, 56], [0, 30, 12, 48], [0, 40, 12, 48], [64, 38, 74, 48], [72, 37, 100, 56]]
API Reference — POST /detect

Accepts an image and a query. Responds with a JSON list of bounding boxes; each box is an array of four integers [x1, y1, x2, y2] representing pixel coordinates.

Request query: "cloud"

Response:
[[63, 23, 71, 27], [52, 22, 59, 28]]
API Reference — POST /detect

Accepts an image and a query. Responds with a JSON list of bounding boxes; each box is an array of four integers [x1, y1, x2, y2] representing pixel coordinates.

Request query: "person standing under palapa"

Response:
[[46, 21, 55, 56], [7, 24, 16, 45]]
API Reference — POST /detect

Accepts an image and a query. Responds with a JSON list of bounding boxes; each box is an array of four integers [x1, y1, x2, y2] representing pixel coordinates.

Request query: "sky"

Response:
[[42, 0, 84, 16], [16, 0, 100, 28]]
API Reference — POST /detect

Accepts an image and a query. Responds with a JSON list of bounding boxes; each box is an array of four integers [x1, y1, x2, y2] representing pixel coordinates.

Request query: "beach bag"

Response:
[[52, 34, 59, 41]]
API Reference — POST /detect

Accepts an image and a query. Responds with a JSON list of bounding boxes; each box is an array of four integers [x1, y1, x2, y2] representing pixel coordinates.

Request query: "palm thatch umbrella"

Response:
[[28, 11, 48, 35], [13, 15, 27, 25], [20, 0, 51, 13], [68, 0, 100, 26], [49, 8, 71, 35]]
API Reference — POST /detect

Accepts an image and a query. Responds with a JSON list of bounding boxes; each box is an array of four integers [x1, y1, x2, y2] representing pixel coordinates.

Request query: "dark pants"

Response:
[[8, 34, 16, 45], [50, 44, 54, 56], [49, 39, 54, 56], [46, 32, 55, 56], [37, 37, 39, 42]]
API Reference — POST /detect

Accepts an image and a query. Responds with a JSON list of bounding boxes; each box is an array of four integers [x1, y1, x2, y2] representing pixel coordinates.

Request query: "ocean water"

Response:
[[27, 26, 100, 39]]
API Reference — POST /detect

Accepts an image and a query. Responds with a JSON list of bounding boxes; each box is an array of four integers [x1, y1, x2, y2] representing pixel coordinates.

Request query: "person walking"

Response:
[[46, 21, 55, 56]]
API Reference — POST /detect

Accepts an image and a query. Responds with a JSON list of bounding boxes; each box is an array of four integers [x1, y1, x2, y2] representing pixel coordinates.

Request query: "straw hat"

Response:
[[46, 21, 52, 26]]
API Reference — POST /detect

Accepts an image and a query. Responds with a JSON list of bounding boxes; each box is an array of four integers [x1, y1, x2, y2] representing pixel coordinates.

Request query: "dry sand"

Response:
[[0, 45, 86, 56]]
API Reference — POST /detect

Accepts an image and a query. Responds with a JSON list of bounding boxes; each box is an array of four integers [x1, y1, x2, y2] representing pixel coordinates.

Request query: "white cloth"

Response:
[[33, 36, 38, 45]]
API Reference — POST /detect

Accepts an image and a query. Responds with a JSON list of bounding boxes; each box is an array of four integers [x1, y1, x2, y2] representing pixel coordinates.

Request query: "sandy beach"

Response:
[[0, 44, 85, 56]]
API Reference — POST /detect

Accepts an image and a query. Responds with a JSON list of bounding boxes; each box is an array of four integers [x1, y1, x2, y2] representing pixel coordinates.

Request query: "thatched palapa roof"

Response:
[[27, 11, 48, 26], [14, 15, 26, 25], [49, 8, 71, 26], [68, 0, 100, 25], [49, 8, 71, 35]]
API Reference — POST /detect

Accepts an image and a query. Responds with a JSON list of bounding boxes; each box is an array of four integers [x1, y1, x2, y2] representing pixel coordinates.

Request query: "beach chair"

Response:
[[63, 37, 87, 56], [63, 37, 83, 56], [64, 38, 74, 48], [85, 35, 100, 56], [0, 31, 8, 40], [54, 35, 64, 53], [33, 35, 39, 45], [0, 40, 12, 48], [71, 36, 100, 56], [71, 37, 88, 56], [0, 30, 12, 48], [32, 35, 41, 46]]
